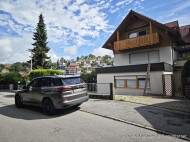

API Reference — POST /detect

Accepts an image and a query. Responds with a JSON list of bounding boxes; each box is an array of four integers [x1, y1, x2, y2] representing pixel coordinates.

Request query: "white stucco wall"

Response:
[[97, 71, 169, 95], [114, 46, 173, 66]]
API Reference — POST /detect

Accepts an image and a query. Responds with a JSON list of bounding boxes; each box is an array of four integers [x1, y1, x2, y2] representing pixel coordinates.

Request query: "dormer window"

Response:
[[129, 32, 137, 38]]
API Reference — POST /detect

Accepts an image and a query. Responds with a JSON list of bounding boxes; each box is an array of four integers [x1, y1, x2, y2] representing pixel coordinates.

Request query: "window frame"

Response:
[[114, 76, 150, 90], [129, 50, 159, 64], [138, 30, 147, 37], [129, 32, 137, 39]]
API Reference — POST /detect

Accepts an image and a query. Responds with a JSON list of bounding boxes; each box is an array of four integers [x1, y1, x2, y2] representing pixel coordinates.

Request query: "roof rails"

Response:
[[56, 74, 80, 78]]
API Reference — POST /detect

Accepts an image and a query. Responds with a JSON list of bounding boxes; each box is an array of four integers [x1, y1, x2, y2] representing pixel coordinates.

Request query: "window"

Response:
[[138, 76, 150, 88], [116, 79, 125, 87], [130, 50, 159, 64], [129, 32, 137, 38], [62, 77, 84, 85], [52, 78, 63, 86], [130, 52, 148, 64], [149, 51, 159, 62], [27, 79, 38, 89], [115, 76, 150, 89], [40, 78, 51, 87], [139, 30, 146, 36], [127, 79, 136, 88]]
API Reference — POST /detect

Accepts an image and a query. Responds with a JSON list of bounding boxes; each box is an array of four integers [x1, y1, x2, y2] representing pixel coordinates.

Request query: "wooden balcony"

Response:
[[114, 33, 159, 53]]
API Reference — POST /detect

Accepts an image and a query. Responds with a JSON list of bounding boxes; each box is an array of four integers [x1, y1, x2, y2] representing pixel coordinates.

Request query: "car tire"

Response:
[[15, 95, 24, 108], [42, 99, 55, 115]]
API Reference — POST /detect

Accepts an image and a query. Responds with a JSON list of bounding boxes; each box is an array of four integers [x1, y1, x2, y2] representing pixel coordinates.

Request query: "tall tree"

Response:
[[89, 54, 95, 59], [29, 14, 50, 69], [60, 57, 65, 65]]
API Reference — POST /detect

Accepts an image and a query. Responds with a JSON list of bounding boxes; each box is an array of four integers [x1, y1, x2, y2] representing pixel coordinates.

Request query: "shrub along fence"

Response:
[[29, 69, 63, 80]]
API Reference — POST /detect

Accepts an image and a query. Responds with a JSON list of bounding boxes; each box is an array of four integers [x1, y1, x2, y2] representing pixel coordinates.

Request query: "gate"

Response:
[[162, 74, 183, 97], [86, 83, 114, 100]]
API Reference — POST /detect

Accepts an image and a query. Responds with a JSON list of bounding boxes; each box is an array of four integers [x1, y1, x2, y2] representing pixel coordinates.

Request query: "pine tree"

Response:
[[29, 14, 50, 69]]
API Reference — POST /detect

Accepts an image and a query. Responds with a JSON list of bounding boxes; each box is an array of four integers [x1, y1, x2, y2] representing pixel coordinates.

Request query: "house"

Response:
[[70, 64, 80, 68], [1, 69, 9, 73], [96, 10, 190, 96], [58, 64, 66, 74], [96, 59, 102, 65], [65, 67, 81, 75]]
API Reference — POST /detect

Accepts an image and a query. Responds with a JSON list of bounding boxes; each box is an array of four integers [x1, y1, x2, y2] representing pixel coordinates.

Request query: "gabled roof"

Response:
[[102, 10, 179, 50], [164, 20, 179, 29], [180, 24, 190, 44]]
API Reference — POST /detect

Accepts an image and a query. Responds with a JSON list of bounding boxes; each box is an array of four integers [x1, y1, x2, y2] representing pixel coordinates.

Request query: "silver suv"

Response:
[[15, 75, 89, 115]]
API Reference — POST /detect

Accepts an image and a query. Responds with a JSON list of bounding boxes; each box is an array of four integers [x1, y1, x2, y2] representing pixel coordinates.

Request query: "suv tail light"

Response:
[[56, 86, 72, 92], [83, 84, 87, 88]]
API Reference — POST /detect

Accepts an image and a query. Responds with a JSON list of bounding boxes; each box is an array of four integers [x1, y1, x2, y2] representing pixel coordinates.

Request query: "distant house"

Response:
[[3, 64, 12, 67], [89, 67, 96, 71], [1, 69, 9, 73], [19, 72, 29, 77], [58, 64, 66, 74], [70, 64, 80, 68], [96, 59, 102, 65], [65, 66, 82, 75]]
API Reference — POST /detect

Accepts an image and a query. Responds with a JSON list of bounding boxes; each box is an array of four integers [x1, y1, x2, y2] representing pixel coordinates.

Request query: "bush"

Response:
[[29, 69, 63, 80], [182, 59, 190, 78], [80, 71, 97, 83], [0, 72, 27, 85]]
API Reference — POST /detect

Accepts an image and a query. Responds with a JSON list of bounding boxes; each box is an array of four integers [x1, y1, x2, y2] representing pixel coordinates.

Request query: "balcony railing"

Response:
[[114, 33, 159, 52]]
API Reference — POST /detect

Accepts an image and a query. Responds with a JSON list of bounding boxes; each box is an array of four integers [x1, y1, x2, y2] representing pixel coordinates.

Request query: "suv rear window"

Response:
[[61, 77, 84, 85], [52, 78, 63, 86]]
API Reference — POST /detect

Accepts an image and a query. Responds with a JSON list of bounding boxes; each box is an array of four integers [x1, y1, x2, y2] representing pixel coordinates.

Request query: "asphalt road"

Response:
[[0, 92, 187, 142]]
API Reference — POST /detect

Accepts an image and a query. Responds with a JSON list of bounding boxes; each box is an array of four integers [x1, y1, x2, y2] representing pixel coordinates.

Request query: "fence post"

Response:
[[171, 74, 175, 97], [162, 75, 166, 96], [110, 83, 115, 100]]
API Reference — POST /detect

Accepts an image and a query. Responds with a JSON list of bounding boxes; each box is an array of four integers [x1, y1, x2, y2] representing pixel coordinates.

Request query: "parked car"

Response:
[[15, 75, 89, 115]]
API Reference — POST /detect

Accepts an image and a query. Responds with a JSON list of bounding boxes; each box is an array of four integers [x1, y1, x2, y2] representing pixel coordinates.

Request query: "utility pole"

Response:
[[28, 50, 33, 71]]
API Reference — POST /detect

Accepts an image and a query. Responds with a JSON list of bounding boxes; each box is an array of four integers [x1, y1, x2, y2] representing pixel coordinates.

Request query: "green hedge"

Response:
[[80, 71, 97, 83], [29, 69, 63, 80], [0, 72, 28, 85], [182, 59, 190, 78]]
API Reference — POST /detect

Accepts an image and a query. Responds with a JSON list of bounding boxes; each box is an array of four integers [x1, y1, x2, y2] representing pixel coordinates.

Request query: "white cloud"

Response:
[[0, 33, 33, 63], [116, 0, 133, 6], [110, 7, 119, 14], [0, 0, 111, 45], [0, 39, 12, 62], [92, 47, 113, 57], [0, 0, 114, 63], [47, 49, 71, 62], [64, 46, 77, 55]]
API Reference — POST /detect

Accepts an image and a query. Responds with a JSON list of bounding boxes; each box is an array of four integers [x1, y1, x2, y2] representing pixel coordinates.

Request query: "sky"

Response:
[[0, 0, 190, 64]]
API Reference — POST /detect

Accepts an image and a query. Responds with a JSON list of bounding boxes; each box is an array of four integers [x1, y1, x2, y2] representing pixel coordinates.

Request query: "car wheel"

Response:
[[15, 95, 24, 108], [42, 99, 55, 115]]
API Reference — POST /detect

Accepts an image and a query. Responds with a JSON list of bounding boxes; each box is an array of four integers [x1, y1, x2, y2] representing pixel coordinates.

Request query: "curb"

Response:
[[80, 108, 190, 141], [115, 99, 190, 114]]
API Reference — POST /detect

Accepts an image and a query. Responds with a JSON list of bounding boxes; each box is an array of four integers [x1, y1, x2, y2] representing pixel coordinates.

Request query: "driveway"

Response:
[[0, 91, 187, 142], [80, 99, 190, 140]]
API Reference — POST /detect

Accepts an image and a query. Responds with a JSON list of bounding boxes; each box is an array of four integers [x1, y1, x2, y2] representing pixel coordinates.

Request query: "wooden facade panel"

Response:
[[114, 33, 159, 52]]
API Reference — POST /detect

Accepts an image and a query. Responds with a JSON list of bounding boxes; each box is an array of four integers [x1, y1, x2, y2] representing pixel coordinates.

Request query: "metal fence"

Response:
[[86, 83, 114, 100], [0, 84, 24, 91], [162, 74, 183, 97], [87, 83, 111, 95]]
